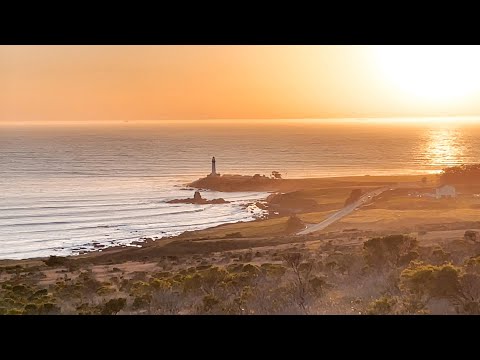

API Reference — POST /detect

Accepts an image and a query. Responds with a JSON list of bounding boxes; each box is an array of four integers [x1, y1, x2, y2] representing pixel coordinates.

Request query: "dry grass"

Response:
[[178, 210, 336, 239], [331, 174, 438, 184], [344, 208, 480, 223]]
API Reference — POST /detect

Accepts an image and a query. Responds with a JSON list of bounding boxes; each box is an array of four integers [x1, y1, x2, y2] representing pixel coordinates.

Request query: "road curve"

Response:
[[296, 184, 398, 235]]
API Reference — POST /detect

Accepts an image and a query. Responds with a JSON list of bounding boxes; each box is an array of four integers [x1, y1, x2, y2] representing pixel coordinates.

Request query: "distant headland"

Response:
[[187, 156, 433, 193]]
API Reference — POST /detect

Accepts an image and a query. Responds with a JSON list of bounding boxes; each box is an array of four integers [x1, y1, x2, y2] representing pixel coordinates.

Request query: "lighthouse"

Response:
[[209, 156, 219, 177]]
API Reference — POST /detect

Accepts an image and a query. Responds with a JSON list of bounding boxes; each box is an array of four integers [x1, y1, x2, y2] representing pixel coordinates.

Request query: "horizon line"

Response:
[[2, 115, 480, 125]]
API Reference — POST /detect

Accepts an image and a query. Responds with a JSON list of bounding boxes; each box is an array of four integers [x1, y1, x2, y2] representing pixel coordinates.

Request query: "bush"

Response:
[[242, 264, 260, 274], [39, 303, 61, 314], [464, 230, 479, 242], [431, 247, 450, 264], [43, 256, 67, 267], [7, 309, 24, 315], [367, 296, 397, 315], [439, 164, 480, 185], [309, 275, 327, 295], [363, 235, 418, 269], [101, 298, 127, 315], [224, 232, 243, 238], [32, 289, 48, 298], [12, 284, 30, 296], [400, 263, 462, 299], [132, 295, 152, 310], [260, 263, 287, 277], [24, 303, 38, 314], [201, 294, 220, 312]]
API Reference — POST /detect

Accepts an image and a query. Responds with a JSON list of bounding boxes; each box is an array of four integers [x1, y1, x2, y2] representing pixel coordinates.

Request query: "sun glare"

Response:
[[374, 45, 480, 103]]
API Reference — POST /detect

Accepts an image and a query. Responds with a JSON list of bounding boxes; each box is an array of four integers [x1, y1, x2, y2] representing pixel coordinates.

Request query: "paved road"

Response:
[[296, 183, 417, 235]]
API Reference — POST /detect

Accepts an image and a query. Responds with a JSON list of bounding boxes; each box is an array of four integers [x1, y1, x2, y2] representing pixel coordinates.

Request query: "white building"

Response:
[[435, 185, 456, 199]]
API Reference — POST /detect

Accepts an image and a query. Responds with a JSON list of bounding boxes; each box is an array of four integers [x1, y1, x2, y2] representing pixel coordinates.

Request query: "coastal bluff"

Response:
[[188, 174, 291, 192], [167, 191, 229, 205], [188, 174, 404, 193]]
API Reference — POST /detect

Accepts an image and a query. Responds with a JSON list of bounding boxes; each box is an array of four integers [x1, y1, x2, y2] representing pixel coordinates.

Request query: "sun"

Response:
[[373, 45, 480, 103]]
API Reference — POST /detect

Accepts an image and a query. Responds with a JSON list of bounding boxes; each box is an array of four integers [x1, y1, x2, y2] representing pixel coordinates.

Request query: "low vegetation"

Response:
[[440, 164, 480, 185], [2, 230, 480, 315]]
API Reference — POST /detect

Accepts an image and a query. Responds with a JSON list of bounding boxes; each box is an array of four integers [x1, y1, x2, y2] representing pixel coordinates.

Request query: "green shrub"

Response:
[[6, 308, 24, 315], [309, 276, 327, 295], [431, 247, 450, 264], [101, 298, 127, 315], [43, 255, 67, 267], [226, 263, 244, 273], [12, 284, 29, 296], [367, 296, 397, 315], [224, 232, 243, 238], [400, 262, 462, 299], [183, 273, 203, 292], [150, 278, 173, 290], [96, 286, 117, 296], [132, 295, 152, 310], [129, 281, 151, 296], [39, 303, 61, 314], [32, 289, 48, 298], [201, 294, 220, 312], [363, 235, 418, 268], [399, 251, 420, 265], [242, 264, 260, 274], [24, 303, 38, 314], [76, 303, 100, 315]]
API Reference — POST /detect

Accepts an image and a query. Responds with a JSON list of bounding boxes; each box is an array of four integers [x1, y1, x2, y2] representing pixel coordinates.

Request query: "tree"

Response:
[[285, 215, 305, 234], [101, 298, 127, 315], [282, 252, 314, 314], [400, 263, 461, 300], [344, 189, 362, 206], [271, 171, 282, 179], [439, 164, 480, 185], [363, 235, 418, 269], [43, 255, 67, 267]]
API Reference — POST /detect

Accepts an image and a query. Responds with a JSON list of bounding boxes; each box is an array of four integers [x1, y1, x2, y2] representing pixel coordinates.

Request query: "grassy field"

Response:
[[330, 174, 438, 184], [178, 210, 335, 239], [189, 173, 438, 193], [324, 207, 480, 234]]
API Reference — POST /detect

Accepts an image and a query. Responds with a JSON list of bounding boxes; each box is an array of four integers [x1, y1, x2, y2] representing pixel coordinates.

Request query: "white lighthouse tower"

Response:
[[209, 156, 219, 177]]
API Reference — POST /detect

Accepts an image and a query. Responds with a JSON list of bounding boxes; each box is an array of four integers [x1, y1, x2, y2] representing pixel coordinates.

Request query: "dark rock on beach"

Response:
[[167, 191, 229, 205]]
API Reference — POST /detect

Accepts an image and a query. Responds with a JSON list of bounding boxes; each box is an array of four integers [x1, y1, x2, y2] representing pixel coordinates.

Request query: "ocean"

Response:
[[1, 119, 480, 259]]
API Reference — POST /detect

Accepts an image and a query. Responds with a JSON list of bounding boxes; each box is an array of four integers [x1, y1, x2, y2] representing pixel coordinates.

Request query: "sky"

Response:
[[2, 45, 480, 122]]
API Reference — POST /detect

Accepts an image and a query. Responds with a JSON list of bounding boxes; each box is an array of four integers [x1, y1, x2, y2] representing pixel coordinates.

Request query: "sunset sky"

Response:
[[2, 45, 480, 122]]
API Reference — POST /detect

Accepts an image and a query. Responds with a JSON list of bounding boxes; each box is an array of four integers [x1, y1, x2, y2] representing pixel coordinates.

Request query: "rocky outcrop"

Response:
[[285, 215, 305, 234], [188, 175, 286, 192], [266, 192, 318, 216], [167, 191, 229, 205]]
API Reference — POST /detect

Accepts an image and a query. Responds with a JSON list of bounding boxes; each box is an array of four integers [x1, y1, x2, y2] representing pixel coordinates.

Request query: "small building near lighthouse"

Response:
[[435, 184, 456, 199], [208, 156, 220, 177]]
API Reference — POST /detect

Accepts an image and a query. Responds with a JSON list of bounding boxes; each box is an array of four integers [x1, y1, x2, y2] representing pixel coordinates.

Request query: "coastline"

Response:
[[0, 172, 436, 265], [4, 170, 480, 315]]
